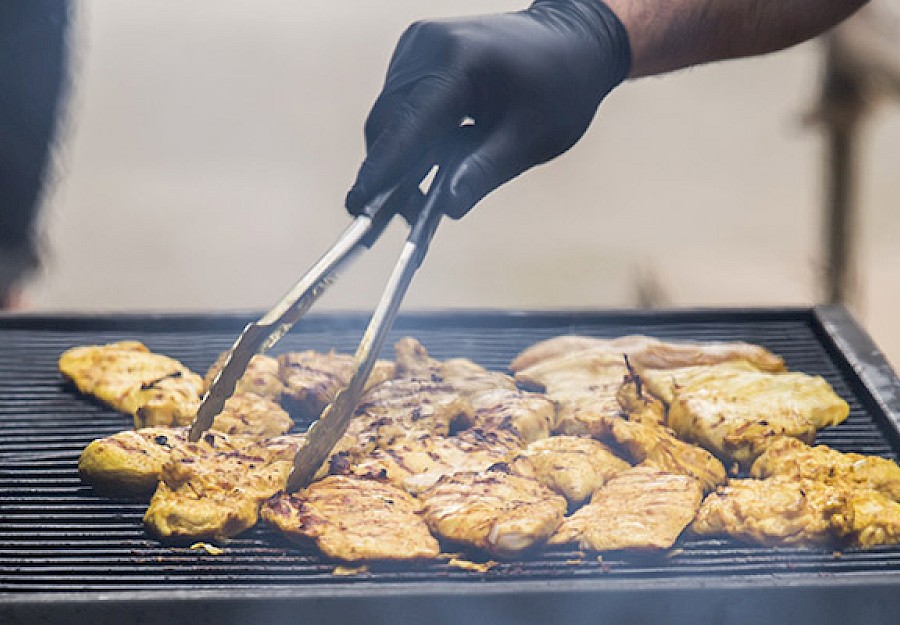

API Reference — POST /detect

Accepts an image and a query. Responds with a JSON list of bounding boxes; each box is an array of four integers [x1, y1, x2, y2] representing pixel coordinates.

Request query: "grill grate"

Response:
[[2, 308, 900, 624]]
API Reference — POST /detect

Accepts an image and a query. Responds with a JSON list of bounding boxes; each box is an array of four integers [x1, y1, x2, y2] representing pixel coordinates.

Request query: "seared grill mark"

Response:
[[140, 370, 183, 390]]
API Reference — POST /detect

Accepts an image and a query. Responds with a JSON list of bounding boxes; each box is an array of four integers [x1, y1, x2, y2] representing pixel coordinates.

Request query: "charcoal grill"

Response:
[[2, 306, 900, 625]]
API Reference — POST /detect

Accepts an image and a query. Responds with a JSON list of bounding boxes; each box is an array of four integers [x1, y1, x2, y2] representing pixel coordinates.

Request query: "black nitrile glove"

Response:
[[345, 0, 631, 220]]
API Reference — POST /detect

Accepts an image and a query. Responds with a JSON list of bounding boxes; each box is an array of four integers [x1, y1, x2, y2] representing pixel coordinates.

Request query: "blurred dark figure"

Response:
[[0, 1, 70, 309]]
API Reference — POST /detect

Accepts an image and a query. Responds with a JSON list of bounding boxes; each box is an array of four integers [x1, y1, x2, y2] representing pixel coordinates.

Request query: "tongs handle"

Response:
[[187, 187, 399, 442], [284, 167, 447, 492]]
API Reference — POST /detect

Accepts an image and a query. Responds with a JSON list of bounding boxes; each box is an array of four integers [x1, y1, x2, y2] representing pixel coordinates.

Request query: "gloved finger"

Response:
[[428, 118, 531, 220], [375, 158, 436, 225], [383, 125, 480, 224], [345, 74, 467, 215], [363, 88, 405, 151], [361, 22, 441, 152]]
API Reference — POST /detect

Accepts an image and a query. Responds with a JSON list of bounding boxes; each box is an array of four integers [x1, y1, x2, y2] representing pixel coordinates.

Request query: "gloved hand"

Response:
[[345, 0, 631, 220]]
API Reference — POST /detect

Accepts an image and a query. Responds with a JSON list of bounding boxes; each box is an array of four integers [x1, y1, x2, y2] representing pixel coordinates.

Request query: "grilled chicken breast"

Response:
[[510, 435, 631, 505], [393, 336, 515, 392], [643, 364, 850, 469], [79, 427, 189, 496], [262, 476, 440, 561], [339, 377, 474, 456], [342, 427, 525, 494], [616, 372, 667, 427], [420, 469, 567, 558], [606, 418, 727, 493], [59, 341, 205, 428], [278, 350, 395, 421], [640, 361, 760, 404], [79, 391, 293, 496], [829, 489, 900, 549], [394, 337, 556, 442], [511, 335, 784, 439], [550, 465, 703, 551], [513, 349, 628, 438], [510, 334, 785, 374], [208, 391, 293, 439], [750, 437, 900, 501], [203, 353, 285, 401], [465, 388, 557, 443], [691, 476, 846, 546], [143, 435, 306, 541], [77, 428, 256, 497], [393, 337, 554, 441], [696, 471, 900, 549]]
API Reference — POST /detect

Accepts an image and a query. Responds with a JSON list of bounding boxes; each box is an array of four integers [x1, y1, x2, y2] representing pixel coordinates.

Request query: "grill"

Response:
[[2, 306, 900, 625]]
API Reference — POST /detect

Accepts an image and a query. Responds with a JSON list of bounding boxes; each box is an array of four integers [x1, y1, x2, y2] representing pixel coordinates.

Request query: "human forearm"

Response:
[[604, 0, 870, 77]]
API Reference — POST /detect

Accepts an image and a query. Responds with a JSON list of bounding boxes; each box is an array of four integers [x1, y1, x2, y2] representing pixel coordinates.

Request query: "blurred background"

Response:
[[6, 1, 900, 364]]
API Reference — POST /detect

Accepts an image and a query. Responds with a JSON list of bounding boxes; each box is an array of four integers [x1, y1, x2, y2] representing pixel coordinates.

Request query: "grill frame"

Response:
[[2, 305, 900, 625]]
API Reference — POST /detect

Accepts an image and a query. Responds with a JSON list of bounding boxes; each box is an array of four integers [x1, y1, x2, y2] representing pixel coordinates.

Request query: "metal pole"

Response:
[[821, 35, 866, 305]]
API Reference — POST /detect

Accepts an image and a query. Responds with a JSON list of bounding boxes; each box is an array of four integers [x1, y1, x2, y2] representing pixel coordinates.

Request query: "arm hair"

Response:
[[603, 0, 870, 77]]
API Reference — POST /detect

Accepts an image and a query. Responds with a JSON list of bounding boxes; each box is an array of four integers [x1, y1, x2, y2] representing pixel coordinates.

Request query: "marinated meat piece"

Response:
[[829, 489, 900, 549], [203, 353, 284, 400], [644, 364, 850, 469], [751, 437, 900, 501], [132, 376, 203, 429], [441, 358, 518, 395], [393, 337, 553, 441], [259, 433, 309, 462], [551, 392, 625, 438], [510, 334, 785, 374], [143, 440, 297, 541], [77, 428, 249, 497], [616, 371, 667, 427], [641, 361, 761, 404], [691, 476, 846, 546], [145, 482, 263, 542], [344, 377, 474, 452], [606, 418, 727, 493], [550, 465, 702, 551], [278, 350, 395, 420], [79, 385, 294, 498], [79, 427, 187, 496], [514, 349, 629, 437], [59, 341, 205, 428], [510, 435, 631, 505], [466, 388, 557, 443], [262, 476, 440, 562], [209, 391, 293, 439], [392, 335, 438, 378], [513, 347, 625, 394], [420, 469, 566, 558], [344, 427, 525, 494], [393, 337, 516, 394], [512, 335, 786, 442]]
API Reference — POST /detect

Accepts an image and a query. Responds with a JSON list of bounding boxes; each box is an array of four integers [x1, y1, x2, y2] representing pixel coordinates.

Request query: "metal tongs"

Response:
[[187, 166, 447, 492]]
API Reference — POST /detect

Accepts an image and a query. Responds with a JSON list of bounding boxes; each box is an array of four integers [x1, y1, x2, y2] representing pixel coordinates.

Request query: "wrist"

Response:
[[531, 0, 633, 91]]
